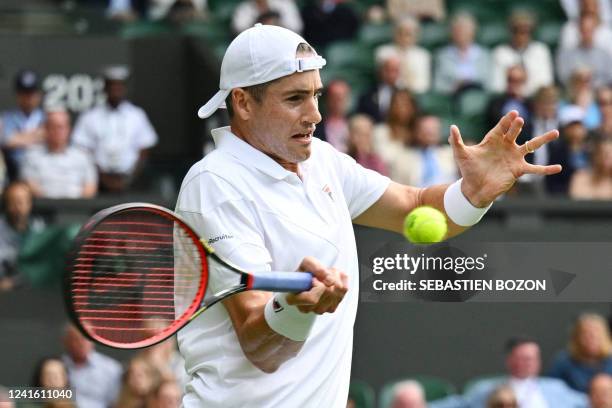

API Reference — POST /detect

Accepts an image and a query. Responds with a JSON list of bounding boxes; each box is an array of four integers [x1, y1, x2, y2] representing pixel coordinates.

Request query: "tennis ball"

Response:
[[403, 206, 448, 244]]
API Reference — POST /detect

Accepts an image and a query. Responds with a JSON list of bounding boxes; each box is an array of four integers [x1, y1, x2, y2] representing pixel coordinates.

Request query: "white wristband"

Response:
[[264, 293, 316, 342], [443, 179, 492, 227]]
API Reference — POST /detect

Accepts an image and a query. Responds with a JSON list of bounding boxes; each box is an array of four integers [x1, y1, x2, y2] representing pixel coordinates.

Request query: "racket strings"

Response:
[[69, 208, 205, 347]]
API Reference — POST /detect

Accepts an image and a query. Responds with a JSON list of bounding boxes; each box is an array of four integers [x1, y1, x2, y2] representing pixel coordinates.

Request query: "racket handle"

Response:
[[249, 271, 313, 292]]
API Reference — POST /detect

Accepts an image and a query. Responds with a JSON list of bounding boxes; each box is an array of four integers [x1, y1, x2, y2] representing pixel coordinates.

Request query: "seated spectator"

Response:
[[433, 12, 491, 95], [149, 0, 207, 22], [560, 1, 612, 55], [491, 10, 553, 97], [232, 0, 302, 34], [0, 182, 45, 292], [570, 138, 612, 199], [347, 114, 388, 175], [357, 55, 402, 123], [557, 13, 612, 89], [314, 79, 351, 152], [393, 115, 456, 187], [590, 373, 612, 408], [301, 0, 360, 49], [386, 0, 445, 23], [72, 66, 158, 193], [1, 70, 45, 181], [549, 313, 612, 392], [62, 324, 122, 408], [431, 336, 588, 408], [21, 110, 97, 199], [546, 105, 590, 195], [486, 65, 532, 136], [375, 16, 431, 94], [561, 68, 601, 130], [31, 357, 76, 408], [485, 385, 517, 408], [0, 385, 15, 408], [372, 89, 418, 171], [561, 0, 611, 25], [390, 380, 427, 408], [146, 379, 182, 408], [591, 85, 612, 140], [115, 357, 161, 408]]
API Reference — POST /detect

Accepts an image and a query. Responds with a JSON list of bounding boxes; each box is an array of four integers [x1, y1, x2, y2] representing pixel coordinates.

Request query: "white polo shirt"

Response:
[[72, 101, 157, 174], [175, 126, 389, 408]]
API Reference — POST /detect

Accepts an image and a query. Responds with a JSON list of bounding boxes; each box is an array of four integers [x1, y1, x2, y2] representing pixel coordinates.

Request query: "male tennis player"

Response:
[[175, 24, 561, 407]]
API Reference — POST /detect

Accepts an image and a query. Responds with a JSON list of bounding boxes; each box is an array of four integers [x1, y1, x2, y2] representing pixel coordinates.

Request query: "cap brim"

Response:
[[198, 90, 230, 119]]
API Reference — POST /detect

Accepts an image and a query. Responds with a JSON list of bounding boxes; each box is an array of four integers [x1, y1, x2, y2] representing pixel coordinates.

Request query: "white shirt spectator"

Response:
[[149, 0, 208, 20], [62, 351, 122, 408], [561, 0, 612, 24], [491, 42, 554, 96], [375, 45, 431, 93], [176, 127, 389, 407], [232, 0, 303, 34], [560, 21, 612, 55], [21, 146, 97, 199], [72, 101, 157, 175]]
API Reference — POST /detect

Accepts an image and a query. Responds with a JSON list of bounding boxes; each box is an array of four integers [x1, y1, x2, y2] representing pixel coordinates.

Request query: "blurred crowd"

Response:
[[349, 312, 612, 408]]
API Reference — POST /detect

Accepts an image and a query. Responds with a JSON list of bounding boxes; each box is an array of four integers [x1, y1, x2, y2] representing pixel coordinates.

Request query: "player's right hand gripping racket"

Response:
[[64, 203, 313, 349]]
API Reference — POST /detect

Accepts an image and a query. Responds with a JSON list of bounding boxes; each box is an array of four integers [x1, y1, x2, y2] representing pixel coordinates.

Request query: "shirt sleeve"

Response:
[[80, 149, 98, 185], [176, 172, 272, 294], [20, 150, 38, 182], [134, 109, 158, 150], [71, 113, 95, 150], [331, 147, 391, 219]]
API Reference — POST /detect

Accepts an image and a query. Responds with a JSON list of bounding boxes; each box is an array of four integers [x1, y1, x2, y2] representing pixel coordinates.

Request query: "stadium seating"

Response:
[[348, 380, 376, 408]]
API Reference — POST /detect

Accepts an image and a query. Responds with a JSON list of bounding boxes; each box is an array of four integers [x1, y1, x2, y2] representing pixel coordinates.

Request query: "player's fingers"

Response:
[[448, 125, 466, 151], [505, 116, 524, 143], [286, 280, 325, 306], [522, 163, 563, 176], [521, 130, 559, 154], [492, 110, 518, 136], [297, 256, 334, 286]]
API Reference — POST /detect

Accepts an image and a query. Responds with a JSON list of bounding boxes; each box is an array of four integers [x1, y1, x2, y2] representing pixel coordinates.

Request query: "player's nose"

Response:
[[303, 95, 322, 126]]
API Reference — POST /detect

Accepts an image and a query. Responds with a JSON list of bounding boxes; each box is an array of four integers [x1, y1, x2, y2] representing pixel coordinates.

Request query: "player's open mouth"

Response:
[[291, 133, 312, 144]]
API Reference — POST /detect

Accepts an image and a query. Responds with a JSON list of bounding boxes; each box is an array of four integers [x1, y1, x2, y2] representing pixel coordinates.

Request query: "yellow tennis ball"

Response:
[[403, 206, 448, 244]]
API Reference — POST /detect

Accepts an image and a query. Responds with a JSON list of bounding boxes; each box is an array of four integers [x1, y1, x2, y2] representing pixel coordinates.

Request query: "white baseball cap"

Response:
[[197, 24, 326, 119], [558, 105, 585, 127]]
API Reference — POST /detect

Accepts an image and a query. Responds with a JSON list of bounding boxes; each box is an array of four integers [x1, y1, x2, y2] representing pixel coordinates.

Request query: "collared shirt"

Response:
[[0, 215, 45, 279], [510, 377, 549, 408], [21, 146, 97, 198], [176, 127, 389, 407], [62, 351, 122, 408], [72, 101, 157, 175]]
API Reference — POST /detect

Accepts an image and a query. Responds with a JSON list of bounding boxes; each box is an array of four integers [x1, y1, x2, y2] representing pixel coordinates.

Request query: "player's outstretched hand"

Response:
[[286, 256, 348, 315], [449, 110, 562, 208]]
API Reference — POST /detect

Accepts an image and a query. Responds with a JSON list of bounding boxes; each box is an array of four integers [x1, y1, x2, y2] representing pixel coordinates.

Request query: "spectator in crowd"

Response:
[[485, 385, 517, 408], [393, 114, 456, 187], [591, 86, 612, 140], [561, 0, 612, 25], [115, 357, 161, 408], [546, 105, 590, 195], [21, 110, 97, 199], [375, 16, 431, 94], [1, 70, 45, 181], [561, 68, 601, 130], [557, 13, 612, 90], [486, 65, 532, 136], [301, 0, 360, 49], [62, 324, 122, 408], [491, 10, 553, 97], [149, 0, 207, 22], [107, 0, 142, 21], [372, 89, 418, 173], [386, 0, 445, 23], [570, 138, 612, 199], [146, 379, 182, 408], [560, 1, 612, 55], [0, 182, 44, 292], [31, 357, 76, 408], [390, 380, 427, 408], [72, 66, 158, 193], [433, 12, 491, 95], [314, 79, 351, 152], [232, 0, 302, 34], [0, 386, 15, 408], [346, 114, 388, 175], [357, 55, 402, 123], [432, 336, 588, 408], [589, 373, 612, 408], [549, 313, 612, 392]]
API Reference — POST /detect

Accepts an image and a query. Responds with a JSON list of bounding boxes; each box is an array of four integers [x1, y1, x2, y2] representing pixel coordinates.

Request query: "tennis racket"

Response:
[[64, 203, 313, 349]]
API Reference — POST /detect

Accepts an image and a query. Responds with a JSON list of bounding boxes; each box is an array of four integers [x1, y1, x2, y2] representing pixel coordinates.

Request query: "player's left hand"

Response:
[[449, 110, 562, 207]]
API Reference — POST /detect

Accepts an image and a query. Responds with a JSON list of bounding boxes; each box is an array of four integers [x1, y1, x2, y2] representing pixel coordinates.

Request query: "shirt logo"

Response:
[[322, 184, 334, 201], [272, 299, 284, 313]]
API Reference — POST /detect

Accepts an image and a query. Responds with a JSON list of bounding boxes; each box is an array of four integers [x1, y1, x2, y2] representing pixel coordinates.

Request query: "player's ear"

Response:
[[232, 88, 253, 121]]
